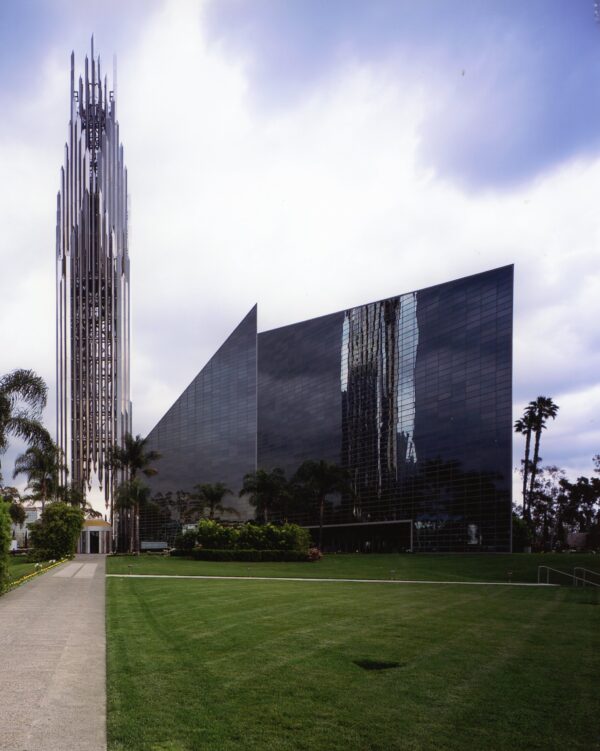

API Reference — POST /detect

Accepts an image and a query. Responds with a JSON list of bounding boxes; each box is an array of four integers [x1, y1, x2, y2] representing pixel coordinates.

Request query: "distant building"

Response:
[[143, 266, 513, 552]]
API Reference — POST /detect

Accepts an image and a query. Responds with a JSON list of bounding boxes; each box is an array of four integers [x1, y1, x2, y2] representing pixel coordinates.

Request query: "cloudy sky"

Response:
[[1, 0, 599, 506]]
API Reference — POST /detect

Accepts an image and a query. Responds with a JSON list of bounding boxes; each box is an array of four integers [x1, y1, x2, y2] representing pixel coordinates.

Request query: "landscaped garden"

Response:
[[107, 555, 600, 751]]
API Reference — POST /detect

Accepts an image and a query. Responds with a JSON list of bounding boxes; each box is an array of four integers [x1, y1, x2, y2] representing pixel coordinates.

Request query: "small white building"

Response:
[[77, 519, 112, 554]]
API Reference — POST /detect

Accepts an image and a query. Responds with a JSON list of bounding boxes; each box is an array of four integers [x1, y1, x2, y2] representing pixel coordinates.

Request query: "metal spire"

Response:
[[56, 40, 132, 524]]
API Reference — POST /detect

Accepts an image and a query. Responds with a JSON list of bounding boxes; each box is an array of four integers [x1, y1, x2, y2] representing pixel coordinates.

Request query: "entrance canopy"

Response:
[[77, 519, 112, 555]]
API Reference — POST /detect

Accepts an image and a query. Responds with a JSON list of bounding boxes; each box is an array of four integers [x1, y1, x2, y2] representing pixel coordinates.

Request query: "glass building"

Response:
[[144, 266, 513, 552]]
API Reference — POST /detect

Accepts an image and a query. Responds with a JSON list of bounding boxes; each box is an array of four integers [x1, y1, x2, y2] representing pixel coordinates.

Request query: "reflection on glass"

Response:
[[341, 294, 418, 519]]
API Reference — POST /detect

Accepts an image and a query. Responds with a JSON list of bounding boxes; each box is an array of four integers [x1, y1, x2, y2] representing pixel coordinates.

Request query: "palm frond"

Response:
[[0, 369, 48, 414]]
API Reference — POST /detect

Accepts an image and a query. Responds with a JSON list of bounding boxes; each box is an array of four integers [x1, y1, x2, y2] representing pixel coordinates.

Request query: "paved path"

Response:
[[107, 572, 557, 587], [0, 555, 106, 751]]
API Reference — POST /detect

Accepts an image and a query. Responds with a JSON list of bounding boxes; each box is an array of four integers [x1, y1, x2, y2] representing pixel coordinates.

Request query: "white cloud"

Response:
[[1, 0, 599, 506]]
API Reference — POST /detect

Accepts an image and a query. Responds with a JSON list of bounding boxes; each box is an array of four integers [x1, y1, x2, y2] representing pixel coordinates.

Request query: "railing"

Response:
[[537, 566, 576, 585], [573, 567, 600, 588]]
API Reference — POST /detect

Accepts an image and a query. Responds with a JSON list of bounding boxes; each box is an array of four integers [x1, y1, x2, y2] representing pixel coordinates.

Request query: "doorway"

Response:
[[89, 531, 100, 554]]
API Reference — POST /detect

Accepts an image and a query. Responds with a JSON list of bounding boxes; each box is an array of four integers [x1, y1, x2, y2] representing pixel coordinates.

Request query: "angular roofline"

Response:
[[259, 265, 513, 336]]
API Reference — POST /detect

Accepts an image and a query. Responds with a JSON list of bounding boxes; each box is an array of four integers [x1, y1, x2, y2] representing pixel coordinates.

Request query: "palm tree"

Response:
[[115, 477, 151, 553], [192, 482, 238, 520], [0, 369, 48, 479], [514, 409, 536, 519], [293, 460, 350, 550], [13, 439, 67, 512], [527, 397, 559, 512], [239, 468, 289, 523], [106, 433, 162, 552], [106, 433, 162, 479]]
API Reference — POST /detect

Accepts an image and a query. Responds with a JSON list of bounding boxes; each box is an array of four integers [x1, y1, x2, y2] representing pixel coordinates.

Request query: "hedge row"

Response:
[[175, 520, 311, 553], [172, 548, 310, 562], [0, 501, 12, 593]]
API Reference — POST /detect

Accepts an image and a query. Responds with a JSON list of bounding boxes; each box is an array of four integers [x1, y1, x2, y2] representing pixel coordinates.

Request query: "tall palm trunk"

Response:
[[318, 497, 324, 550], [134, 503, 140, 553], [522, 428, 532, 518], [528, 425, 543, 516], [129, 508, 135, 553]]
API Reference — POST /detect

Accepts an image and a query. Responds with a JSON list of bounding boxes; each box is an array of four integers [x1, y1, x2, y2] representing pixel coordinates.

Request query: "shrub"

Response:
[[196, 519, 238, 549], [0, 500, 12, 592], [233, 522, 310, 552], [277, 523, 312, 552], [174, 529, 198, 550], [236, 523, 267, 550], [25, 549, 53, 563], [189, 548, 309, 562], [29, 503, 84, 559]]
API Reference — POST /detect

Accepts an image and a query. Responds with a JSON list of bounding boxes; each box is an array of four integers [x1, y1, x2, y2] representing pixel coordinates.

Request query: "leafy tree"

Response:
[[8, 501, 26, 526], [192, 482, 238, 520], [529, 465, 566, 549], [293, 460, 350, 549], [172, 490, 196, 523], [0, 369, 48, 480], [560, 476, 600, 533], [29, 502, 84, 559], [511, 511, 532, 552], [106, 433, 161, 553], [0, 486, 26, 525], [13, 439, 67, 511], [239, 468, 289, 523]]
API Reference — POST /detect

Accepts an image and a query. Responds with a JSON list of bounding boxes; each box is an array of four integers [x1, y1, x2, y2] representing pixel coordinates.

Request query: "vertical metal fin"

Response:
[[56, 39, 131, 525]]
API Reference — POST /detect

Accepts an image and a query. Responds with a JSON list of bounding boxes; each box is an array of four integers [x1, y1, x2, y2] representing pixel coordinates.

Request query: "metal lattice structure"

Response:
[[56, 38, 131, 516]]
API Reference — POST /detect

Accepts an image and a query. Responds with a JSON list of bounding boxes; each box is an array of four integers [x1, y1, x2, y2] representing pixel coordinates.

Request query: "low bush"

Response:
[[196, 520, 237, 549], [25, 549, 53, 563], [186, 548, 309, 562], [169, 548, 190, 557], [191, 520, 311, 553], [173, 529, 198, 550], [0, 500, 11, 592]]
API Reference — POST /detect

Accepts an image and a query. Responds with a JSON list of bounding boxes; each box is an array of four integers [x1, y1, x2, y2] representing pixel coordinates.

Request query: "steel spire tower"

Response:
[[56, 38, 131, 515]]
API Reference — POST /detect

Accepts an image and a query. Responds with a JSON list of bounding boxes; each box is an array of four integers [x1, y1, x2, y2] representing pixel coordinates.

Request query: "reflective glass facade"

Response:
[[144, 267, 513, 552], [145, 306, 257, 519]]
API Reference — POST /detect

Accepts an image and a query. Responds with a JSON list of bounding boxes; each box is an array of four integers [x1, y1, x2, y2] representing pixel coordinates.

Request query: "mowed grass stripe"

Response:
[[107, 577, 600, 751], [106, 552, 600, 582]]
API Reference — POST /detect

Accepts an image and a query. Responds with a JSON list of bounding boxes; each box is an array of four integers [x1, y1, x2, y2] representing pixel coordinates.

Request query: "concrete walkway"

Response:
[[0, 555, 106, 751]]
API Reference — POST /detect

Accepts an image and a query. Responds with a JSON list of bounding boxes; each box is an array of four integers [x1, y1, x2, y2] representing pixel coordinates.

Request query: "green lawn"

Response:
[[107, 574, 600, 751], [7, 558, 40, 582], [107, 551, 600, 583]]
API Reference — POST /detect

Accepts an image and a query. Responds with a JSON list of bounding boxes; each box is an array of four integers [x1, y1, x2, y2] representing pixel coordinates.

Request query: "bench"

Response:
[[140, 541, 169, 552]]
